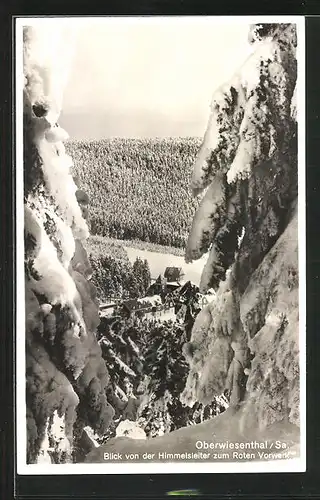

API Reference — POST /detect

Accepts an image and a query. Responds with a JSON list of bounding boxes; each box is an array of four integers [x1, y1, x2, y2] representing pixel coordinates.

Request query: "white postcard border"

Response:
[[15, 15, 306, 475]]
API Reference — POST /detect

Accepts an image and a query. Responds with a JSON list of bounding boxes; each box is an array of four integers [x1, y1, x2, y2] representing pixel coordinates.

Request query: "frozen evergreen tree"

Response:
[[132, 257, 151, 297], [23, 26, 117, 463], [141, 259, 152, 295], [96, 315, 146, 441], [89, 254, 150, 301], [137, 320, 228, 437], [98, 316, 144, 400], [182, 23, 299, 434]]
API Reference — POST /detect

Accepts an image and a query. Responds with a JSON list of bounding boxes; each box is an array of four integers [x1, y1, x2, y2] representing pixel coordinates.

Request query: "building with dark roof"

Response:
[[164, 267, 185, 283]]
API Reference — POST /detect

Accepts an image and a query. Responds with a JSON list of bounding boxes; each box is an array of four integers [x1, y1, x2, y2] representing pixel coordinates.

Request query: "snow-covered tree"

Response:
[[132, 257, 151, 297], [182, 23, 299, 434], [137, 320, 228, 437], [88, 253, 151, 301], [96, 315, 145, 441], [23, 26, 115, 463], [98, 316, 144, 398]]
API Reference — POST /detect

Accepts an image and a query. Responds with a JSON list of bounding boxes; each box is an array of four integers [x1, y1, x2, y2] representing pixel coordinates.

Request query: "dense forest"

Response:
[[84, 235, 151, 301], [95, 313, 228, 444], [66, 137, 201, 248], [90, 253, 151, 301]]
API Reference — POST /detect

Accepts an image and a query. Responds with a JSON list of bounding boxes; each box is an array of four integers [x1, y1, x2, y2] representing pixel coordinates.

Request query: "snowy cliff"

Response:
[[85, 23, 300, 463], [24, 25, 114, 464]]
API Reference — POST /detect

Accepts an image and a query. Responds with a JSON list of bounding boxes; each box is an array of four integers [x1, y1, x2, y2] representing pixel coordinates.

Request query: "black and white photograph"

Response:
[[16, 16, 305, 473]]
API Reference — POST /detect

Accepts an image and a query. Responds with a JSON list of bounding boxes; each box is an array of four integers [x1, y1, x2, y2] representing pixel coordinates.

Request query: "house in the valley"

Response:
[[119, 295, 162, 319], [146, 275, 167, 297], [164, 266, 185, 284], [119, 294, 175, 321], [146, 267, 185, 298]]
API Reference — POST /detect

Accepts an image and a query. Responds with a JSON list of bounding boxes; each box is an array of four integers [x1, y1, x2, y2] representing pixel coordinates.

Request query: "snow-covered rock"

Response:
[[116, 420, 147, 440]]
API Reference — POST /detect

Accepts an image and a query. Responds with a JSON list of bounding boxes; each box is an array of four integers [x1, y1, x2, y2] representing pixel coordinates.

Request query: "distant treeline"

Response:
[[67, 137, 201, 248]]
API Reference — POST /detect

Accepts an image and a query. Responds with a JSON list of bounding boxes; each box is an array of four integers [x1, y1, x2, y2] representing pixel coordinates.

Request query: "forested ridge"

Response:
[[66, 137, 201, 248]]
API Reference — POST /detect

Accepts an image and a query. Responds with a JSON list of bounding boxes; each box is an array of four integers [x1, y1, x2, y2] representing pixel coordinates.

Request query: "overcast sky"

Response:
[[59, 18, 253, 139]]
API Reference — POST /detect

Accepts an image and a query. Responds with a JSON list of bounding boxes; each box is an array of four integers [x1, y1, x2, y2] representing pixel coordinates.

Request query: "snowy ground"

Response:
[[85, 407, 300, 464], [125, 246, 208, 286]]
